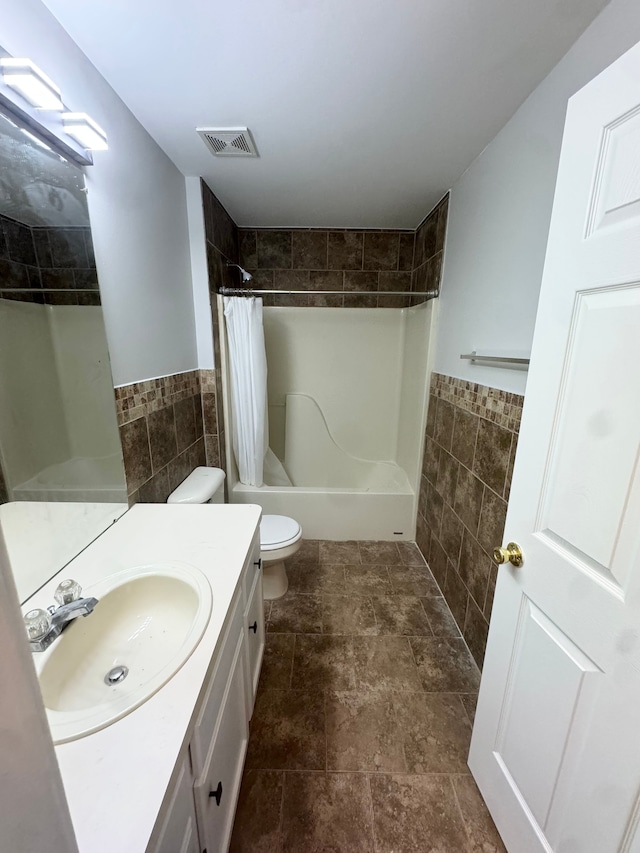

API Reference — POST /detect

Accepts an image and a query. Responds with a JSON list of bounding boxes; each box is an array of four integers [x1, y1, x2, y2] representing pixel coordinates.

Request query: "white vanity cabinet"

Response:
[[150, 757, 200, 853], [193, 624, 248, 853], [148, 532, 264, 853], [242, 552, 265, 719]]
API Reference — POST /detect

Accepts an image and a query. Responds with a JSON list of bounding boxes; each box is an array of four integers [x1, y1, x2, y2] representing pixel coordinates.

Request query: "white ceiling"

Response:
[[42, 0, 607, 228]]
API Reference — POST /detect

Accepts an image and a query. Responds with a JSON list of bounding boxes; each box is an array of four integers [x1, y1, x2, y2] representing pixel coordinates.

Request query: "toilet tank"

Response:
[[167, 467, 226, 504]]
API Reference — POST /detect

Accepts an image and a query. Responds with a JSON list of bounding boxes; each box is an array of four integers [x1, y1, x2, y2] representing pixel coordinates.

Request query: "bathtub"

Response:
[[229, 440, 415, 541], [232, 476, 415, 541], [12, 453, 127, 503]]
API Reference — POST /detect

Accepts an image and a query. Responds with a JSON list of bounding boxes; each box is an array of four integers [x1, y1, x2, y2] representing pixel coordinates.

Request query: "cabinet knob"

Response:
[[209, 780, 223, 806], [254, 558, 262, 571], [249, 621, 258, 633]]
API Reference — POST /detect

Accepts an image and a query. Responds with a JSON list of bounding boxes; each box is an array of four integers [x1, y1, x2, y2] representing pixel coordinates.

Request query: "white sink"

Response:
[[36, 563, 212, 744]]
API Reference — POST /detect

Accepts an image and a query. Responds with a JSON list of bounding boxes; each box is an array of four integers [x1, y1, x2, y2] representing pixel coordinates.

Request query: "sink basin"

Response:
[[36, 563, 212, 744]]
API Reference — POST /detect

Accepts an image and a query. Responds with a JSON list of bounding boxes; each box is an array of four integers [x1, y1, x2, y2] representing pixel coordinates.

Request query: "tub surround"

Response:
[[115, 369, 220, 503], [417, 372, 523, 668], [23, 502, 262, 853], [0, 299, 122, 504]]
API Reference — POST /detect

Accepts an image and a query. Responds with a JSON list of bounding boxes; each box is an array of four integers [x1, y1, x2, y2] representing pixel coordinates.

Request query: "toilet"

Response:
[[167, 466, 301, 600]]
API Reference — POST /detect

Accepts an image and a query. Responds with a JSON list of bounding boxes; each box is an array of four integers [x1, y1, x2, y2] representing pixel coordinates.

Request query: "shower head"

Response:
[[226, 262, 252, 282]]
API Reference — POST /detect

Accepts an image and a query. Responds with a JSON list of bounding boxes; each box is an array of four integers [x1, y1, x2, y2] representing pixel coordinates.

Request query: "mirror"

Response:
[[0, 106, 127, 603]]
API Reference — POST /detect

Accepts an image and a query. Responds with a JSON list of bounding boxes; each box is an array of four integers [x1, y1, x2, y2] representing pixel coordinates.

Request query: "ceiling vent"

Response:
[[197, 127, 258, 157]]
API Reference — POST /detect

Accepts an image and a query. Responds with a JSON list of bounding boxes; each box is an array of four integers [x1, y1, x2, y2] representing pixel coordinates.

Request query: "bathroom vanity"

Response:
[[22, 503, 264, 853]]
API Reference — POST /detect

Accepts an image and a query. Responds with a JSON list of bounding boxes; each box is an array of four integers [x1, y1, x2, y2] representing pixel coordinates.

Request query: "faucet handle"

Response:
[[24, 609, 51, 641], [54, 579, 82, 606]]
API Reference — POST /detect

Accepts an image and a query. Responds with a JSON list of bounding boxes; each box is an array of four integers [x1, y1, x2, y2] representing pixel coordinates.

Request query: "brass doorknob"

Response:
[[493, 542, 523, 567]]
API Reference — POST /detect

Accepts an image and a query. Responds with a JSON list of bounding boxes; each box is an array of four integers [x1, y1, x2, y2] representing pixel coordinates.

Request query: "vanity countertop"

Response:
[[23, 502, 262, 853]]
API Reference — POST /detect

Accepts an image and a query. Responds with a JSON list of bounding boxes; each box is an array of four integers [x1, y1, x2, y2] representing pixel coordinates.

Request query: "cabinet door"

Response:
[[149, 756, 199, 853], [190, 591, 243, 775], [243, 567, 265, 719], [241, 534, 262, 607], [194, 631, 249, 853]]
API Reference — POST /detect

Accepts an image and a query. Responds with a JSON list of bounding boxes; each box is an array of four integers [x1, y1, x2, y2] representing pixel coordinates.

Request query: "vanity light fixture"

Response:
[[62, 112, 108, 150], [0, 58, 64, 110], [19, 127, 52, 151]]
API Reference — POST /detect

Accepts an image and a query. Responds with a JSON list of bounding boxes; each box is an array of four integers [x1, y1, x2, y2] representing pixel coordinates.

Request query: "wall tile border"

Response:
[[431, 372, 523, 434], [114, 370, 201, 426]]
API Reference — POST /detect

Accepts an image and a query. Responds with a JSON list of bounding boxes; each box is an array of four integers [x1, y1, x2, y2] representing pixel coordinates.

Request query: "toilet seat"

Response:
[[260, 514, 302, 552]]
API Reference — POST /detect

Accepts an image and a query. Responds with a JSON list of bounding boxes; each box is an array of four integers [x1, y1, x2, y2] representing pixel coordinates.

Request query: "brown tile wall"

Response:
[[237, 227, 416, 308], [114, 369, 211, 504], [415, 372, 524, 669], [411, 195, 448, 305], [200, 368, 220, 469], [200, 179, 238, 482], [233, 193, 447, 308], [0, 213, 100, 306]]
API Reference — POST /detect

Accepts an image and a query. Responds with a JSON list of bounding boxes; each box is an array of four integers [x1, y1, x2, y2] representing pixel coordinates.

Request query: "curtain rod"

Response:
[[0, 288, 99, 293], [219, 286, 439, 298]]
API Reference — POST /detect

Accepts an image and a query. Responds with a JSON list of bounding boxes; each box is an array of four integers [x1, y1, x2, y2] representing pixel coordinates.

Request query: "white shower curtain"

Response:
[[223, 296, 268, 486]]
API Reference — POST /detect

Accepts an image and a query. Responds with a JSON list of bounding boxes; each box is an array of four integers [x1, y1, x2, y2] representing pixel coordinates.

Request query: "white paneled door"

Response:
[[469, 39, 640, 853]]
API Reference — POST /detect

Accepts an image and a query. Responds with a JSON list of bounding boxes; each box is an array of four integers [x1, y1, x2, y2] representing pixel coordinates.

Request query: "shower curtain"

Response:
[[223, 296, 268, 486]]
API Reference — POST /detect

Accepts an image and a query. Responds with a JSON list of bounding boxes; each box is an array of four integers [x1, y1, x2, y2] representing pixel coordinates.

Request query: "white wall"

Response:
[[436, 0, 640, 395], [2, 0, 198, 385]]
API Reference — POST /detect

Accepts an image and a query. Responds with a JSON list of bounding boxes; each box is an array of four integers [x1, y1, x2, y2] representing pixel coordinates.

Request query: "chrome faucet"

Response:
[[24, 579, 98, 653]]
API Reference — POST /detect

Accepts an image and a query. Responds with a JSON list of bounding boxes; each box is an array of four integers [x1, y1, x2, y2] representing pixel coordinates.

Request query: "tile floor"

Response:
[[229, 540, 506, 853]]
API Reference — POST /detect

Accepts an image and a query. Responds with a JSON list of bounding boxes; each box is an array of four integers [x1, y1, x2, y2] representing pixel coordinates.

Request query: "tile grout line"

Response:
[[366, 773, 380, 853], [449, 774, 475, 853], [277, 770, 287, 853], [246, 766, 478, 777], [504, 431, 516, 501], [406, 634, 421, 676], [288, 633, 296, 689], [416, 597, 436, 638], [323, 689, 328, 773]]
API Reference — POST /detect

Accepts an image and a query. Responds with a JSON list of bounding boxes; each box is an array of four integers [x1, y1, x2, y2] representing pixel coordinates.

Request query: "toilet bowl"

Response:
[[167, 467, 302, 600], [259, 514, 302, 599]]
